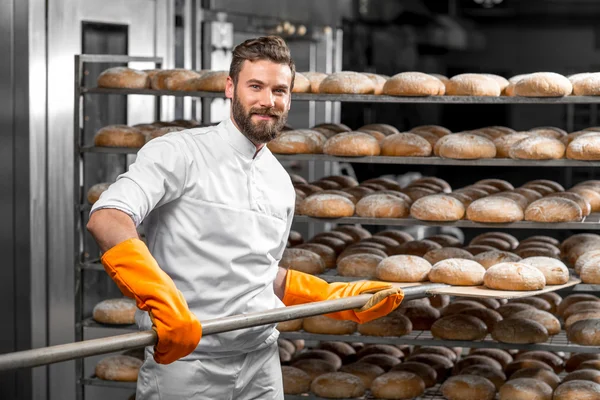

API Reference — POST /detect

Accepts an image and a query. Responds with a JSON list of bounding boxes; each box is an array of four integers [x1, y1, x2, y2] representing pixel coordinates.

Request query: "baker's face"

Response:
[[226, 59, 292, 144]]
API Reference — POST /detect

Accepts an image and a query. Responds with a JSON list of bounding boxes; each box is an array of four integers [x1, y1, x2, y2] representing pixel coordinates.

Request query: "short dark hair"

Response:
[[229, 36, 296, 91]]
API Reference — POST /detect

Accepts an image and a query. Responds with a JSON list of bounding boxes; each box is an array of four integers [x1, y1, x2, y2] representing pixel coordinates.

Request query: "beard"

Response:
[[231, 91, 288, 144]]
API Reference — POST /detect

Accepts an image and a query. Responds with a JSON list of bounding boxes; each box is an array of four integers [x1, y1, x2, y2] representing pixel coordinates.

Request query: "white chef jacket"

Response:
[[91, 118, 295, 359]]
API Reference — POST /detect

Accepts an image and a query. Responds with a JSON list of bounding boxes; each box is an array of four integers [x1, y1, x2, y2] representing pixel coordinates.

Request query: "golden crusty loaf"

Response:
[[92, 298, 136, 325], [524, 197, 582, 222], [323, 131, 381, 156], [492, 318, 549, 344], [370, 371, 426, 400], [181, 70, 228, 91], [268, 130, 323, 154], [514, 72, 573, 97], [279, 248, 326, 274], [499, 378, 553, 400], [310, 372, 366, 398], [382, 72, 445, 96], [337, 253, 384, 278], [410, 194, 465, 221], [375, 255, 432, 282], [509, 136, 566, 159], [94, 125, 146, 148], [494, 133, 531, 158], [568, 134, 600, 160], [303, 315, 357, 335], [300, 193, 355, 218], [445, 73, 501, 96], [291, 349, 342, 370], [340, 363, 385, 389], [546, 192, 591, 216], [484, 262, 546, 290], [515, 351, 564, 373], [301, 71, 328, 93], [292, 72, 311, 93], [459, 365, 506, 390], [572, 72, 600, 95], [391, 362, 437, 388], [475, 250, 522, 269], [431, 315, 488, 340], [434, 133, 497, 159], [319, 71, 375, 94], [510, 309, 561, 335], [150, 69, 202, 90], [292, 359, 337, 381], [553, 380, 600, 400], [520, 256, 569, 285], [466, 197, 524, 223], [568, 319, 600, 346], [281, 366, 311, 394], [509, 368, 560, 389], [441, 375, 496, 400], [95, 355, 142, 382], [355, 193, 410, 218], [97, 67, 149, 89], [428, 259, 486, 286], [380, 132, 432, 156]]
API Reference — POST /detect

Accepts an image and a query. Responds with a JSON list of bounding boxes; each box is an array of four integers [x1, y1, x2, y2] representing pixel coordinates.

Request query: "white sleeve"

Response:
[[90, 136, 190, 226]]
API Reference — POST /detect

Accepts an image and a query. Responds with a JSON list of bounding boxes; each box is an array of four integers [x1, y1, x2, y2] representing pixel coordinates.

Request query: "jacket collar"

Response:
[[221, 118, 264, 160]]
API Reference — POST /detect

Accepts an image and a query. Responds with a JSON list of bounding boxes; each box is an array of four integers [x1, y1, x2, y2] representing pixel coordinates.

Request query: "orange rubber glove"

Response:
[[282, 269, 404, 323], [101, 238, 202, 364]]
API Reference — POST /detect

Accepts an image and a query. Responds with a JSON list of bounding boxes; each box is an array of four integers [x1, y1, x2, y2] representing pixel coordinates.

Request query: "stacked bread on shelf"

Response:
[[294, 173, 600, 225], [97, 67, 600, 98]]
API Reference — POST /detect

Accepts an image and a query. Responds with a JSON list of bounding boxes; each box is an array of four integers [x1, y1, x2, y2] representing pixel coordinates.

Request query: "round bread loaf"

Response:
[[292, 349, 342, 370], [335, 225, 371, 240], [337, 253, 384, 278], [359, 123, 400, 137], [410, 126, 452, 139], [575, 250, 600, 274], [424, 248, 474, 265], [524, 197, 582, 222], [292, 72, 311, 93], [572, 72, 600, 95], [459, 365, 506, 390], [431, 315, 488, 340], [393, 240, 442, 257], [509, 136, 566, 159], [578, 360, 600, 371], [281, 366, 311, 394], [301, 71, 328, 93], [95, 355, 142, 382], [318, 341, 356, 363], [411, 346, 457, 362], [471, 232, 519, 249], [497, 303, 535, 318], [406, 354, 454, 382], [567, 311, 600, 330], [375, 255, 432, 282], [87, 182, 111, 204], [567, 354, 600, 372], [455, 355, 503, 372], [520, 256, 569, 285], [435, 133, 497, 159], [268, 131, 321, 154], [375, 230, 413, 244], [296, 243, 336, 269], [310, 372, 366, 398], [565, 187, 600, 213], [472, 237, 513, 251], [514, 72, 573, 97], [310, 237, 346, 255], [470, 348, 513, 369], [380, 132, 432, 156], [509, 368, 560, 389], [529, 127, 568, 140], [382, 72, 445, 96], [458, 308, 503, 332], [323, 131, 380, 156], [292, 359, 337, 381], [314, 230, 359, 244], [510, 309, 561, 335], [94, 125, 146, 148], [568, 134, 600, 160], [476, 178, 514, 191], [516, 351, 564, 373], [339, 362, 385, 389], [558, 294, 600, 316], [370, 371, 425, 399], [580, 260, 600, 284], [474, 251, 522, 269], [492, 318, 549, 344], [410, 194, 465, 221], [402, 187, 438, 202], [494, 133, 531, 158], [178, 70, 228, 91], [466, 197, 524, 223], [566, 240, 600, 266], [391, 362, 437, 388], [355, 194, 409, 218], [546, 192, 591, 216], [395, 305, 440, 330], [442, 375, 496, 400], [300, 194, 355, 218], [506, 360, 554, 377], [319, 71, 375, 94], [338, 247, 388, 263], [93, 298, 136, 325], [361, 236, 399, 253], [441, 300, 486, 316], [358, 315, 412, 337], [359, 354, 402, 371], [97, 67, 149, 89], [564, 370, 600, 385], [303, 315, 357, 335], [568, 319, 600, 346], [499, 378, 553, 400], [357, 344, 405, 360], [483, 262, 546, 290], [445, 74, 501, 96], [515, 247, 560, 260], [279, 248, 326, 274], [150, 69, 202, 90], [561, 233, 600, 258], [467, 297, 501, 309], [277, 319, 303, 332], [429, 259, 486, 286], [553, 380, 600, 400]]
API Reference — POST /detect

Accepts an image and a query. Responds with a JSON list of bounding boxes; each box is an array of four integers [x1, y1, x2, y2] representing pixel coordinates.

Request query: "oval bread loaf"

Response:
[[300, 194, 355, 218], [431, 315, 488, 340], [428, 259, 486, 285], [410, 194, 465, 221], [382, 72, 445, 96], [319, 71, 375, 94], [445, 74, 501, 96], [514, 72, 573, 97], [484, 262, 546, 290], [323, 131, 381, 156], [375, 255, 432, 282]]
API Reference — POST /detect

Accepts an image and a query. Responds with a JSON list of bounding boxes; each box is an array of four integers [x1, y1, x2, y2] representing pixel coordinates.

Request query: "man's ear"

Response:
[[225, 76, 234, 99]]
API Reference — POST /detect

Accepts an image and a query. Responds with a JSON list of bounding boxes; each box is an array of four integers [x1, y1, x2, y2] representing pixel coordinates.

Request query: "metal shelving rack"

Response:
[[74, 55, 600, 398]]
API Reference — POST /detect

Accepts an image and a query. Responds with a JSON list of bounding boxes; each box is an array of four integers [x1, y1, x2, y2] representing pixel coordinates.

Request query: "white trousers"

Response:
[[136, 343, 283, 400]]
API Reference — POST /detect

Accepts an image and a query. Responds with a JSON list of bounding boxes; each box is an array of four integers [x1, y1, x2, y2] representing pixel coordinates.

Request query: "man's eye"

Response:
[[251, 85, 260, 89], [275, 89, 286, 94]]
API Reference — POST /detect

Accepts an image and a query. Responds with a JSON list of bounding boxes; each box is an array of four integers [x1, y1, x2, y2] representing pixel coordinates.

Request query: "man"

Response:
[[87, 36, 403, 399]]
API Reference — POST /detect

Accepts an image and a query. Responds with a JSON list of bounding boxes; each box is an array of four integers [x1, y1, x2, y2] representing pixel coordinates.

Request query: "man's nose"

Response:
[[258, 90, 275, 108]]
